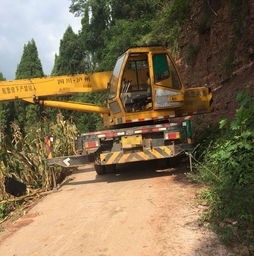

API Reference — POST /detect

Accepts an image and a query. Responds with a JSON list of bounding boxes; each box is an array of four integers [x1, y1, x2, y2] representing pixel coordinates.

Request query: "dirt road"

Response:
[[0, 160, 232, 256]]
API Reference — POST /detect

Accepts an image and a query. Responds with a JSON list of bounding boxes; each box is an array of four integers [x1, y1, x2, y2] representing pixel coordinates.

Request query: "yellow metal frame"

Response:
[[0, 72, 112, 102], [23, 98, 109, 114]]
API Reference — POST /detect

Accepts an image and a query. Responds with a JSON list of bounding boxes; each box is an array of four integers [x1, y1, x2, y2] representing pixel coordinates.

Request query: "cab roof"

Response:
[[125, 46, 168, 54]]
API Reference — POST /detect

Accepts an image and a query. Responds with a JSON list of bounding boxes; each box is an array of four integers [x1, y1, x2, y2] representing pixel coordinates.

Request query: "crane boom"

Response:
[[23, 98, 109, 114], [0, 71, 112, 102]]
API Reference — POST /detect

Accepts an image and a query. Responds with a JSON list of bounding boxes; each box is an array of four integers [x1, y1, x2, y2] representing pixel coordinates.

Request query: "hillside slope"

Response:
[[177, 0, 254, 120]]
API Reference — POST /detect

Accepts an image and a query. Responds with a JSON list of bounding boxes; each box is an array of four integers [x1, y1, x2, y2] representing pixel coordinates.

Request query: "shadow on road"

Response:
[[66, 155, 198, 187]]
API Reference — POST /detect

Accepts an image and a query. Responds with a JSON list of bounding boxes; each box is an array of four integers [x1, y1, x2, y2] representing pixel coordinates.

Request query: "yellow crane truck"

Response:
[[0, 46, 212, 174]]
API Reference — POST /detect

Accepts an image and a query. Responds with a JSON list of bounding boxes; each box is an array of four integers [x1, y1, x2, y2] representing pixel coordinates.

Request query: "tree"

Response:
[[72, 0, 156, 70], [14, 39, 45, 130], [51, 25, 104, 132], [51, 54, 59, 76], [77, 0, 111, 68], [16, 39, 44, 79], [0, 72, 5, 81], [52, 26, 86, 75]]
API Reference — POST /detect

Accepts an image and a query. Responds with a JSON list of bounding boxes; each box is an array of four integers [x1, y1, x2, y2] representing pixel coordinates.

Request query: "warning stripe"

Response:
[[118, 153, 130, 163], [114, 152, 124, 163], [126, 115, 172, 123], [162, 146, 173, 156], [100, 146, 173, 165], [150, 148, 164, 158], [143, 149, 157, 159], [155, 147, 170, 158], [137, 151, 150, 160], [124, 111, 210, 124], [107, 151, 121, 164], [103, 152, 113, 163], [81, 122, 181, 139]]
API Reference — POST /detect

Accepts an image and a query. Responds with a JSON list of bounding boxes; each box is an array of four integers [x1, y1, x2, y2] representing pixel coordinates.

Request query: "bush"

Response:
[[190, 91, 254, 246], [140, 0, 191, 55]]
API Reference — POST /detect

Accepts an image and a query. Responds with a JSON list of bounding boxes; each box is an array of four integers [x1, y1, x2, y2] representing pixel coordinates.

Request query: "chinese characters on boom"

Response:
[[1, 84, 36, 94]]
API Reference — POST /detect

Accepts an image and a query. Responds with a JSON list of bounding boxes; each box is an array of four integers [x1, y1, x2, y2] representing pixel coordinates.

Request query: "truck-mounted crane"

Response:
[[0, 46, 212, 174]]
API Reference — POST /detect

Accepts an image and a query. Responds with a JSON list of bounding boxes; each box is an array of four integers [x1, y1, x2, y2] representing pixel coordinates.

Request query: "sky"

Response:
[[0, 0, 81, 80]]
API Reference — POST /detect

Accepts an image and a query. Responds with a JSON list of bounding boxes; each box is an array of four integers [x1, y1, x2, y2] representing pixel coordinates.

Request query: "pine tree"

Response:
[[78, 1, 110, 68], [51, 25, 104, 132], [0, 72, 5, 81], [51, 54, 59, 76], [52, 26, 85, 76], [14, 39, 45, 131], [16, 39, 44, 79]]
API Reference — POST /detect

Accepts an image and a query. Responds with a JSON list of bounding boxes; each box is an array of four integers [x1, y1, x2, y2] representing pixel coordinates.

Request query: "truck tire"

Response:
[[94, 164, 106, 175], [105, 164, 116, 173]]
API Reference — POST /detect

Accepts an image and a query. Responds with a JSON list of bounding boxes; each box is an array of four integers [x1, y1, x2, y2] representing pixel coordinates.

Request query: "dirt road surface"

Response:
[[0, 160, 232, 256]]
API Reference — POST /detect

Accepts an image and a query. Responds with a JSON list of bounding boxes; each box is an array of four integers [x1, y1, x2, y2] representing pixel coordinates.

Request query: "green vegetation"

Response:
[[0, 39, 78, 210], [143, 0, 190, 54], [52, 26, 86, 75], [190, 91, 254, 249], [14, 40, 45, 132], [70, 0, 191, 67], [0, 72, 5, 81], [16, 39, 44, 79], [0, 115, 77, 192], [0, 201, 22, 221]]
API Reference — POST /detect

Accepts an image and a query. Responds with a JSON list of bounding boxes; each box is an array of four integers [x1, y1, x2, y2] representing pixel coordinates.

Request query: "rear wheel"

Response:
[[94, 164, 106, 175], [105, 164, 117, 173]]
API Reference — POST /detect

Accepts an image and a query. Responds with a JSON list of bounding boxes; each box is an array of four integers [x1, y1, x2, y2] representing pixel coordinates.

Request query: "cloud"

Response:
[[0, 0, 81, 80]]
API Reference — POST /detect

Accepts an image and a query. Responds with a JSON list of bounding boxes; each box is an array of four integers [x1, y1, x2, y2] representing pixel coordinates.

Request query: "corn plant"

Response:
[[0, 113, 78, 200]]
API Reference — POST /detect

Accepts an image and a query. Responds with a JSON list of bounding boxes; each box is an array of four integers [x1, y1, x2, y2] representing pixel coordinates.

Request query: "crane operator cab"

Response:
[[107, 46, 185, 126]]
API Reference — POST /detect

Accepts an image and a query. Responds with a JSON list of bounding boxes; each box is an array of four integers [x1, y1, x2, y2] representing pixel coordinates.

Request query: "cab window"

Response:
[[153, 54, 170, 83], [120, 53, 152, 112], [153, 53, 181, 90], [109, 54, 125, 99]]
